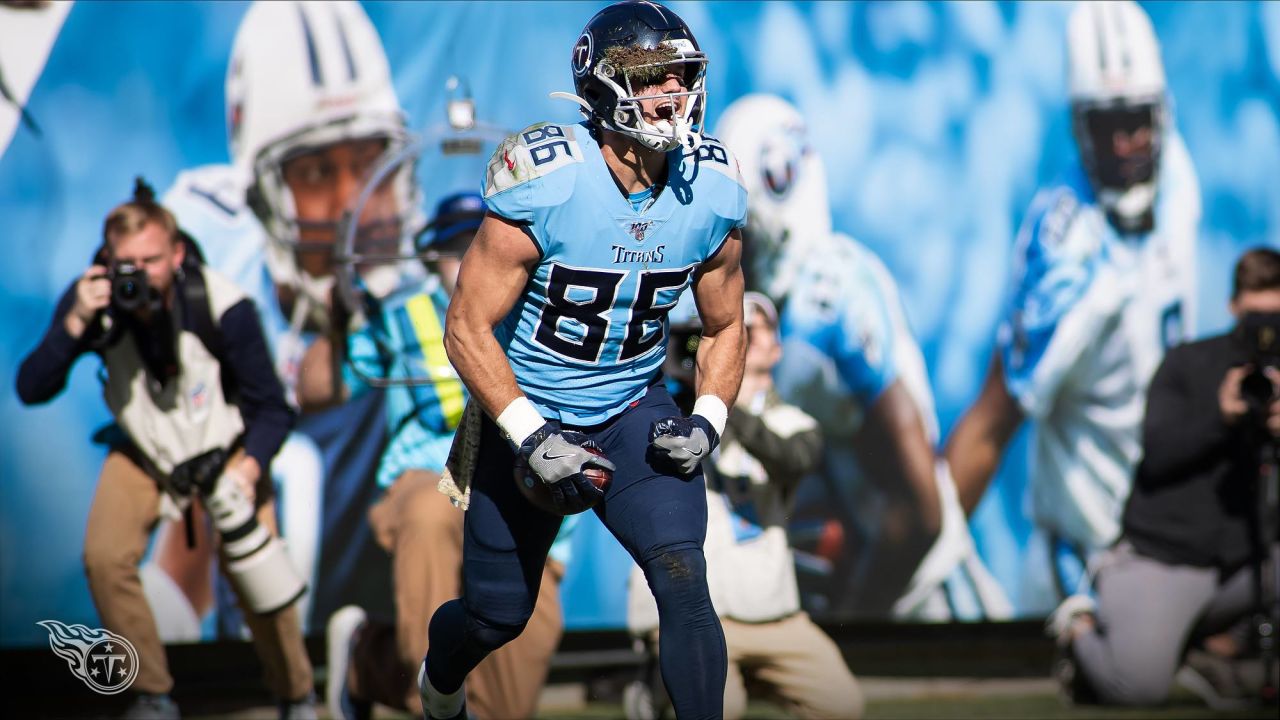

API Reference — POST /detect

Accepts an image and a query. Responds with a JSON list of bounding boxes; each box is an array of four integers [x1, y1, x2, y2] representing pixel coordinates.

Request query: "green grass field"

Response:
[[188, 679, 1277, 719]]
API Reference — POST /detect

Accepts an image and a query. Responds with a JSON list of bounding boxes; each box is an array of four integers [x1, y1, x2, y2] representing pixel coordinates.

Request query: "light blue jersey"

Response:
[[483, 122, 747, 425], [345, 275, 467, 488], [774, 236, 932, 443]]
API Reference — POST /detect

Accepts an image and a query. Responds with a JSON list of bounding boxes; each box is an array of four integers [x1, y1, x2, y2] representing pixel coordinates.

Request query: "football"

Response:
[[514, 442, 613, 515]]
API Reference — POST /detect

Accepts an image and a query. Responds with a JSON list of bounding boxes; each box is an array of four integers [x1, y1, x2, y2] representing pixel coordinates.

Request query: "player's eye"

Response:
[[284, 156, 333, 188], [349, 138, 390, 177]]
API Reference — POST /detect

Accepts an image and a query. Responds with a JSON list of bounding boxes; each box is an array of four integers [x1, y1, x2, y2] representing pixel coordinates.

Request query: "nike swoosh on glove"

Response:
[[647, 415, 719, 476], [518, 422, 616, 514]]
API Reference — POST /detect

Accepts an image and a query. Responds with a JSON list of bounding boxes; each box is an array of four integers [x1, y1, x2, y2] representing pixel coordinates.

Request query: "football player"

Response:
[[944, 0, 1201, 611], [716, 94, 1012, 621], [420, 2, 747, 719]]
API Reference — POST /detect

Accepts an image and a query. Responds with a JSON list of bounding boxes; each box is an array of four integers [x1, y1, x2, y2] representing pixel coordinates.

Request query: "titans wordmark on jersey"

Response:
[[483, 122, 747, 425]]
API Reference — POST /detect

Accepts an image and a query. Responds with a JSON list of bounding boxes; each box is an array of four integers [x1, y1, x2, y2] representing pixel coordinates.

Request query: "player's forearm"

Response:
[[693, 324, 746, 409], [444, 321, 527, 422], [945, 416, 1006, 516], [858, 383, 944, 538], [946, 357, 1024, 516]]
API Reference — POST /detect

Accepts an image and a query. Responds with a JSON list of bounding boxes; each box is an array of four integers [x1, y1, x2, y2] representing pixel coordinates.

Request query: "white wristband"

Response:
[[692, 394, 729, 437], [496, 396, 547, 447]]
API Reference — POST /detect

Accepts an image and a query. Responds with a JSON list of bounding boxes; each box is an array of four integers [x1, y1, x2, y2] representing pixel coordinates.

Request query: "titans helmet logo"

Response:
[[37, 620, 139, 695], [572, 31, 593, 78]]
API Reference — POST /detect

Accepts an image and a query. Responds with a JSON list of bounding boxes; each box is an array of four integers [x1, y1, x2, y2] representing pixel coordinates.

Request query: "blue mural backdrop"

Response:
[[1, 1, 1277, 646]]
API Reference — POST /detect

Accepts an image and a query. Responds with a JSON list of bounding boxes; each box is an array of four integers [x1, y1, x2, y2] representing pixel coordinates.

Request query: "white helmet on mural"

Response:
[[227, 0, 418, 309], [1066, 0, 1167, 233], [714, 94, 831, 303]]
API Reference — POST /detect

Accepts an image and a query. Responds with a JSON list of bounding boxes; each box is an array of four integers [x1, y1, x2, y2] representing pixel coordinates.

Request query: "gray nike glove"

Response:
[[517, 422, 615, 514], [647, 415, 719, 476]]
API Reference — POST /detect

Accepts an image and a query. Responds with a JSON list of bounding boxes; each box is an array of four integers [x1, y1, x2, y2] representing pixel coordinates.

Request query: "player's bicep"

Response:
[[448, 212, 538, 332], [692, 228, 744, 337]]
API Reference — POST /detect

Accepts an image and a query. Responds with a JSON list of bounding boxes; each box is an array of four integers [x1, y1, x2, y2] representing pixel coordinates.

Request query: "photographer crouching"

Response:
[[16, 180, 316, 719], [1050, 247, 1280, 708]]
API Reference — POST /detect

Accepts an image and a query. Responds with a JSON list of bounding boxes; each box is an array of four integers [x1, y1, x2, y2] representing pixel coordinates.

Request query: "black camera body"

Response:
[[108, 263, 150, 313], [169, 447, 228, 497], [1239, 311, 1280, 417]]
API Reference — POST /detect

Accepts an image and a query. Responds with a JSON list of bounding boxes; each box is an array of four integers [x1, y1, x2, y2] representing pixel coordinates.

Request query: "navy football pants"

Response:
[[425, 384, 726, 719]]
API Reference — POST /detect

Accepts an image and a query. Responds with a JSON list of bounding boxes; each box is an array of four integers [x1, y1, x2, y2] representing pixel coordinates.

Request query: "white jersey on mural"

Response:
[[999, 132, 1200, 554]]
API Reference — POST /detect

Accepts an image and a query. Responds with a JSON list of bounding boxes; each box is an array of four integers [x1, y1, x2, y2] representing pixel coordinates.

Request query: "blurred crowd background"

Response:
[[1, 0, 1277, 647]]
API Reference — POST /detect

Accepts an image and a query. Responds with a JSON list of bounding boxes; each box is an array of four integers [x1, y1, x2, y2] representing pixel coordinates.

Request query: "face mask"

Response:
[[1081, 104, 1159, 191]]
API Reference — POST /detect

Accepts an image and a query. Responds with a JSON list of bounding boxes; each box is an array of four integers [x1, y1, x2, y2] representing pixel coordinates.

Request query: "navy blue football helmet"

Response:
[[553, 1, 708, 152]]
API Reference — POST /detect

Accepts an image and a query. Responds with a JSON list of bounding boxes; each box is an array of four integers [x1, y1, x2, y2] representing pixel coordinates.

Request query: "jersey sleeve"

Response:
[[692, 136, 748, 259], [998, 185, 1113, 418], [482, 122, 582, 234], [781, 257, 898, 405]]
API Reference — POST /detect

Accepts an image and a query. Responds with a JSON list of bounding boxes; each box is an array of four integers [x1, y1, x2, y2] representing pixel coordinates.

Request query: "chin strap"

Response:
[[674, 117, 702, 153]]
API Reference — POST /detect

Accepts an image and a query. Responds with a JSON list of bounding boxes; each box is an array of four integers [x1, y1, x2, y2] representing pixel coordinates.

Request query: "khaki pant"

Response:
[[651, 611, 862, 720], [351, 470, 563, 719], [83, 450, 314, 699], [721, 612, 864, 719]]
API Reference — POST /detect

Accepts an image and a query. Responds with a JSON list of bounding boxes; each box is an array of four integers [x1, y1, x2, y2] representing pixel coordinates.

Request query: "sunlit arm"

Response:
[[443, 212, 540, 421], [691, 228, 747, 409], [944, 354, 1025, 516]]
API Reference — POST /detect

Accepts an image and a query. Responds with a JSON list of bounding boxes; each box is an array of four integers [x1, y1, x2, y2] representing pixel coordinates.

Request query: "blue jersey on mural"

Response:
[[483, 122, 747, 425]]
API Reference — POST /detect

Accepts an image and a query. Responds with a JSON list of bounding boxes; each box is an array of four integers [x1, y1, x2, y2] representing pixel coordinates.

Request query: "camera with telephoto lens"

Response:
[[1239, 312, 1280, 420], [169, 449, 307, 615], [108, 263, 150, 313]]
